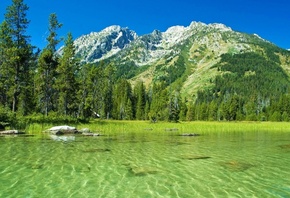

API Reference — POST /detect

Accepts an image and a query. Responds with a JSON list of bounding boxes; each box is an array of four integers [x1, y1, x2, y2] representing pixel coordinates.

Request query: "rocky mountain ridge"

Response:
[[70, 22, 239, 64], [64, 21, 290, 99]]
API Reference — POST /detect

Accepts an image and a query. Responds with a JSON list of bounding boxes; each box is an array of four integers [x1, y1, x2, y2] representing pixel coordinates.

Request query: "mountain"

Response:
[[72, 25, 137, 63], [64, 21, 290, 101]]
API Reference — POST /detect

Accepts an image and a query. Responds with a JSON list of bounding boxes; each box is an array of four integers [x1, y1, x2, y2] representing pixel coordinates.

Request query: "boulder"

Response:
[[0, 130, 25, 135], [46, 125, 78, 135]]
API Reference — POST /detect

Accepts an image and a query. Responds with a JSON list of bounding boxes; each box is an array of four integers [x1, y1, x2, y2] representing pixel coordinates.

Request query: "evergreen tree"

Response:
[[77, 64, 94, 118], [35, 13, 62, 116], [149, 82, 168, 121], [102, 63, 115, 119], [134, 81, 146, 120], [168, 91, 181, 122], [35, 49, 57, 115], [3, 0, 34, 114], [112, 79, 133, 120], [208, 101, 218, 121], [0, 21, 15, 107], [55, 32, 79, 116], [46, 13, 63, 53], [186, 102, 194, 121], [179, 97, 188, 121]]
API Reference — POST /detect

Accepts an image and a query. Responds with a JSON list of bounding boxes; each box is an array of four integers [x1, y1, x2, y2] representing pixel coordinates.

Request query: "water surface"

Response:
[[0, 130, 290, 197]]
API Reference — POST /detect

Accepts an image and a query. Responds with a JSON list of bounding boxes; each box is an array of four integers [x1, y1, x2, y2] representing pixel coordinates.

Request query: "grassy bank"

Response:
[[26, 120, 290, 135]]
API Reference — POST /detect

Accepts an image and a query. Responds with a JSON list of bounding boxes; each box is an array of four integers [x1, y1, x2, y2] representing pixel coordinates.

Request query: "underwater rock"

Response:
[[279, 144, 290, 149], [165, 128, 179, 131], [83, 148, 111, 153], [180, 155, 211, 160], [128, 166, 159, 176], [220, 161, 254, 172], [179, 133, 200, 137], [74, 166, 91, 173], [30, 163, 44, 169]]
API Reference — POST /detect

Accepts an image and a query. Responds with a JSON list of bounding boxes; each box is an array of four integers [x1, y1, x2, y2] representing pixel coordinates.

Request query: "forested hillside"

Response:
[[1, 0, 290, 126]]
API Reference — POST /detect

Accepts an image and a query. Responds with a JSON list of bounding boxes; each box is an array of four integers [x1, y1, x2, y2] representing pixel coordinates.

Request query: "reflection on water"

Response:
[[49, 135, 76, 142], [0, 131, 290, 197]]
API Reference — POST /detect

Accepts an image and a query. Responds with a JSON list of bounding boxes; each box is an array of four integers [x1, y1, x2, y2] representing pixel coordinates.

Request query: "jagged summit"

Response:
[[67, 21, 239, 63], [73, 25, 137, 63], [57, 20, 289, 100]]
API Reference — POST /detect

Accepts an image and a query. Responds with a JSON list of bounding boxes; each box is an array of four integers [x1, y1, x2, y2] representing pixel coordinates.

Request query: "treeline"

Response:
[[1, 0, 290, 125], [0, 0, 182, 124], [190, 52, 290, 121]]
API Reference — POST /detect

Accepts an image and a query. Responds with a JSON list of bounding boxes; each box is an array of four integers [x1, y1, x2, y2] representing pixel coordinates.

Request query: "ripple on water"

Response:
[[1, 131, 290, 197]]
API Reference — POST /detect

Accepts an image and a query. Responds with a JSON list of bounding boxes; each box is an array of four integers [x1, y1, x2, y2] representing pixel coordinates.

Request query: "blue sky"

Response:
[[0, 0, 290, 49]]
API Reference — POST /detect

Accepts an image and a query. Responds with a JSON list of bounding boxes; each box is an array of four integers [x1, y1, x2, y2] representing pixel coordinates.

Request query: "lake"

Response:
[[0, 130, 290, 197]]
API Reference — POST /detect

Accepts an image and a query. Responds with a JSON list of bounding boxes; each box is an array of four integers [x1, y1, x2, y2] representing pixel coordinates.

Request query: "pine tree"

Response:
[[35, 13, 62, 116], [46, 13, 63, 53], [112, 79, 133, 120], [168, 91, 180, 122], [149, 82, 168, 121], [179, 97, 188, 121], [55, 32, 79, 116], [102, 63, 115, 119], [3, 0, 33, 114], [35, 49, 57, 115], [134, 81, 146, 120], [0, 21, 15, 107]]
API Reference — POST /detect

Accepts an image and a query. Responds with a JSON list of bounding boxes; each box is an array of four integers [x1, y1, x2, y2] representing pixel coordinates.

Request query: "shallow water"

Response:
[[0, 130, 290, 198]]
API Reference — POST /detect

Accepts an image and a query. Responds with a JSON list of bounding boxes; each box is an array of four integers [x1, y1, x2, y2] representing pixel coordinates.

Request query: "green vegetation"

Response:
[[192, 52, 290, 121], [25, 120, 290, 135], [1, 0, 290, 128]]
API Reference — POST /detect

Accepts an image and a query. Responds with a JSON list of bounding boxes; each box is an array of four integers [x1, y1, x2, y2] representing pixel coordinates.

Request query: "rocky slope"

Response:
[[66, 21, 290, 99]]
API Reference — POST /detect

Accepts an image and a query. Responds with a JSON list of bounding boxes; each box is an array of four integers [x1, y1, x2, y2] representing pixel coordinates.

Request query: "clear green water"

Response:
[[0, 131, 290, 198]]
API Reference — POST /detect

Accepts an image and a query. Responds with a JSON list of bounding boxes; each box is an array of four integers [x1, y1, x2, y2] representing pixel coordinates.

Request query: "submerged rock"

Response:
[[179, 133, 200, 137], [83, 148, 111, 153], [220, 161, 254, 172], [180, 155, 211, 160], [128, 166, 159, 176], [279, 144, 290, 149], [165, 128, 179, 131], [30, 163, 44, 169]]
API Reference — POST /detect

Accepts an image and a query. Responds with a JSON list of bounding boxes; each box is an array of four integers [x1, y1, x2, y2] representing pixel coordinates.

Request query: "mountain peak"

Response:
[[208, 23, 232, 31], [66, 20, 278, 66], [103, 25, 121, 32], [73, 25, 137, 63]]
